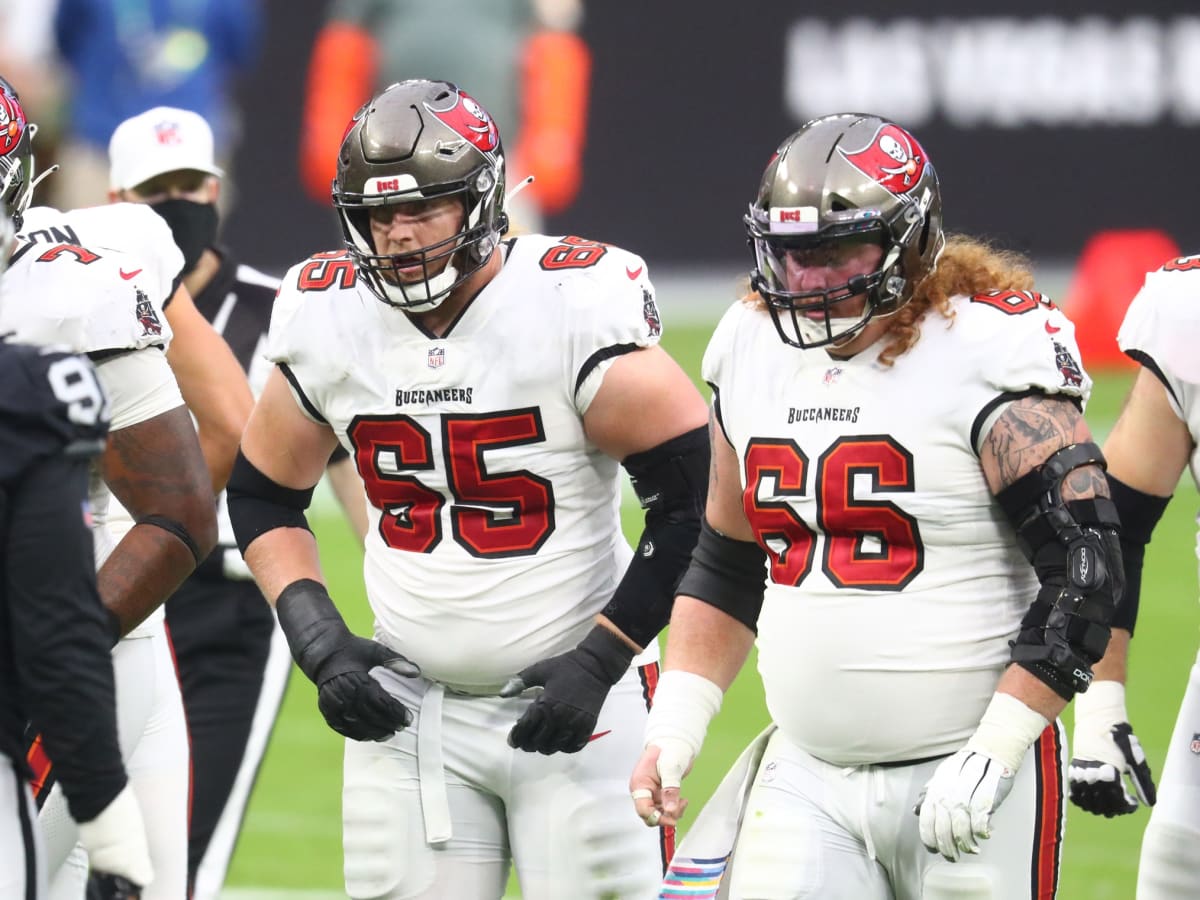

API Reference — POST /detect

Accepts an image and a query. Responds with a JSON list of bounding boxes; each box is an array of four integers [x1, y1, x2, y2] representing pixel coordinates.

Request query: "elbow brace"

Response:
[[227, 450, 316, 556], [676, 519, 768, 632], [1107, 473, 1170, 634], [996, 442, 1124, 700], [600, 426, 709, 648]]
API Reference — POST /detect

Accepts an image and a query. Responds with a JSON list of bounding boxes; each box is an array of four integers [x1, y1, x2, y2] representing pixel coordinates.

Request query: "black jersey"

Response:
[[0, 342, 126, 820]]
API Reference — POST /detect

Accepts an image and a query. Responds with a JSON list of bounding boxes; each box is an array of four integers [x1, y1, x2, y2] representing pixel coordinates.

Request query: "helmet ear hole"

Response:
[[918, 216, 932, 255]]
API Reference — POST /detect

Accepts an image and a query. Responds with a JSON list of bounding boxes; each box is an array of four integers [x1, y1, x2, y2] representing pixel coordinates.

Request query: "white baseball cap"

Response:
[[108, 106, 224, 190]]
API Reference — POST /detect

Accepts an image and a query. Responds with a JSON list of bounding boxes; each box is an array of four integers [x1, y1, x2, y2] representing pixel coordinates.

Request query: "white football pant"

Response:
[[39, 624, 189, 900], [342, 664, 671, 900], [725, 724, 1066, 900], [1136, 648, 1200, 899]]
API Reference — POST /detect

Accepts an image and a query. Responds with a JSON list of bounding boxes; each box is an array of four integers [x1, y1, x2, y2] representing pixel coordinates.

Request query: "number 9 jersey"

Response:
[[703, 290, 1091, 766], [266, 235, 662, 693]]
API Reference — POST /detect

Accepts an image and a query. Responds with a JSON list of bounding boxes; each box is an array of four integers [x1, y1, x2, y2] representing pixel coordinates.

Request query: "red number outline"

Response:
[[36, 244, 100, 264], [742, 434, 924, 591], [743, 439, 817, 587], [349, 409, 555, 557], [349, 416, 444, 553], [297, 251, 357, 291], [1164, 256, 1200, 272], [539, 235, 608, 271], [969, 290, 1054, 315], [817, 436, 923, 590]]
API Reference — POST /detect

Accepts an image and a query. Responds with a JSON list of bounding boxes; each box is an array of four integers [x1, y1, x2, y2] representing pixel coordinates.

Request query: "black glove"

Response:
[[85, 874, 140, 900], [500, 625, 635, 755], [277, 579, 419, 742]]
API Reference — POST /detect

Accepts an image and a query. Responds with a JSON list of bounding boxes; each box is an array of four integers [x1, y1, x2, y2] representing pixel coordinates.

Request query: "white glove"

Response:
[[916, 693, 1048, 862], [1069, 681, 1156, 817], [77, 784, 154, 889], [917, 748, 1017, 861]]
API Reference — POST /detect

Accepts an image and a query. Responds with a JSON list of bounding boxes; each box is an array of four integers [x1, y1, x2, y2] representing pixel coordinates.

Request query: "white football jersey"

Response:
[[267, 235, 664, 692], [704, 290, 1091, 766], [1, 204, 184, 635], [1118, 255, 1200, 486]]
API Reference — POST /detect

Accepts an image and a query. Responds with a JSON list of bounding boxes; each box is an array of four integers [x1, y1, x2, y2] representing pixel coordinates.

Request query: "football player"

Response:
[[228, 79, 710, 899], [0, 192, 152, 898], [630, 114, 1122, 899], [105, 105, 369, 900], [1069, 252, 1200, 897], [0, 76, 219, 900]]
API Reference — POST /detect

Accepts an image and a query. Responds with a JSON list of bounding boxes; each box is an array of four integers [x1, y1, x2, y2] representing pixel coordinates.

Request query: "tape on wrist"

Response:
[[1072, 679, 1127, 724], [644, 669, 724, 760], [965, 692, 1050, 771]]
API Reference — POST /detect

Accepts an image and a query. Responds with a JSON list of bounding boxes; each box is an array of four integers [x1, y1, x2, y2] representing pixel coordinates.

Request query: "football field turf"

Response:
[[224, 321, 1197, 899]]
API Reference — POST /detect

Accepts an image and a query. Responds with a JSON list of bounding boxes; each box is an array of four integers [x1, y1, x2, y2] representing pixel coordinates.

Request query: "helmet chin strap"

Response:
[[391, 262, 461, 312]]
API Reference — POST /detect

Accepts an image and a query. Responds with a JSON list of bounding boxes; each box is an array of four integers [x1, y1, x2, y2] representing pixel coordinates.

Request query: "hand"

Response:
[[276, 579, 420, 743], [314, 636, 420, 742], [916, 749, 1016, 861], [77, 784, 153, 891], [1069, 681, 1156, 817], [85, 874, 141, 900], [501, 626, 635, 754], [630, 738, 694, 828]]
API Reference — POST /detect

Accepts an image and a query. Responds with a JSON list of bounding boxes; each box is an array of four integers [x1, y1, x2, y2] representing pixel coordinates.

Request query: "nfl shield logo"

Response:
[[1190, 733, 1200, 755], [427, 347, 445, 369]]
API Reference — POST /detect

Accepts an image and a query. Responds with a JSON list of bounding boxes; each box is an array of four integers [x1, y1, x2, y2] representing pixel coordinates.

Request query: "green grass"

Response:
[[226, 323, 1197, 898]]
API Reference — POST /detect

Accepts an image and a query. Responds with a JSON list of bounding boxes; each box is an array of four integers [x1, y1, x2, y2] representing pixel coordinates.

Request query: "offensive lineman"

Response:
[[1067, 252, 1200, 897], [630, 114, 1122, 899], [0, 78, 219, 899], [105, 104, 370, 900], [0, 189, 152, 896], [228, 80, 709, 899]]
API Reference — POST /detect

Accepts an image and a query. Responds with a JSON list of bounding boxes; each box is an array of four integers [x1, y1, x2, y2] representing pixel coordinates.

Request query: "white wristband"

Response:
[[1072, 679, 1127, 723], [965, 692, 1050, 771], [644, 669, 724, 760]]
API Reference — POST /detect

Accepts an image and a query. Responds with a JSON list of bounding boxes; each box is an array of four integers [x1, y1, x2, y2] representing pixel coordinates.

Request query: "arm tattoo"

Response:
[[984, 395, 1107, 499]]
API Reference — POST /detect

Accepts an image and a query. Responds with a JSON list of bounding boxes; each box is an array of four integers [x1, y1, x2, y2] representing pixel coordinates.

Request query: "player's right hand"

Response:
[[916, 748, 1016, 862], [313, 635, 420, 743], [77, 783, 153, 891], [630, 738, 694, 828], [1069, 681, 1156, 817]]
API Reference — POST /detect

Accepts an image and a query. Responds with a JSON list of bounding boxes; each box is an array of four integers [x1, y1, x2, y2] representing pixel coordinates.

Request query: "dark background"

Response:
[[225, 0, 1200, 272]]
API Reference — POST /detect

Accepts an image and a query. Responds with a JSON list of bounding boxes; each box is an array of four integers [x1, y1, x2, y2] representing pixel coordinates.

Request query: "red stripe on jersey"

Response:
[[25, 735, 52, 800], [1031, 723, 1064, 898], [637, 660, 675, 871], [639, 660, 660, 711], [660, 821, 677, 874]]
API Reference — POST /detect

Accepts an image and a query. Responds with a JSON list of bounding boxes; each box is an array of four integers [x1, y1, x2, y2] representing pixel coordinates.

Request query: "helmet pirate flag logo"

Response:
[[425, 88, 500, 154], [838, 124, 928, 196], [0, 90, 26, 156]]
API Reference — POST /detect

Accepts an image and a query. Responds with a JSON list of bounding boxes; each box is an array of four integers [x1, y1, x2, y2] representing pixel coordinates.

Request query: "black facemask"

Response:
[[148, 198, 219, 275]]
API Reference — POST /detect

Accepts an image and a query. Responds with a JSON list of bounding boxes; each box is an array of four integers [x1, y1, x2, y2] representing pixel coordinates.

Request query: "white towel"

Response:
[[658, 725, 776, 900]]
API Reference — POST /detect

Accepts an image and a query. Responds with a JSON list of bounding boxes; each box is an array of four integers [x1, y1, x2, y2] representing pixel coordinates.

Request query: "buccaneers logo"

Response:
[[134, 288, 163, 336], [425, 88, 499, 154], [0, 91, 26, 156], [838, 124, 927, 196], [642, 288, 662, 339]]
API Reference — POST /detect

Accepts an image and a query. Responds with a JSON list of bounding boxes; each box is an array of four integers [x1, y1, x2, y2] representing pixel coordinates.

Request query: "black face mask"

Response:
[[148, 198, 218, 275]]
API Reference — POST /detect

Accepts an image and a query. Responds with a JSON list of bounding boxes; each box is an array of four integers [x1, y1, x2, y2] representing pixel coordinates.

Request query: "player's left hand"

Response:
[[501, 625, 635, 755], [916, 749, 1016, 862], [1069, 681, 1156, 817]]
